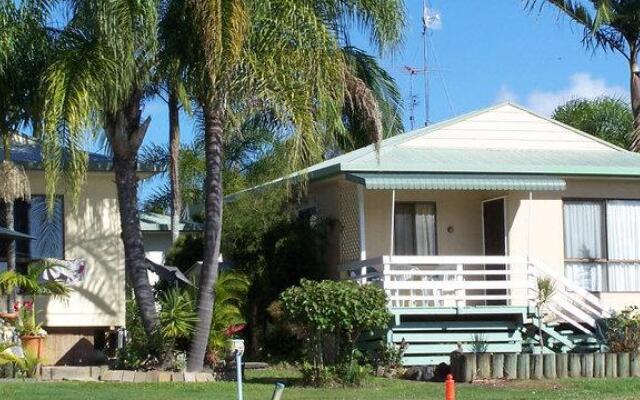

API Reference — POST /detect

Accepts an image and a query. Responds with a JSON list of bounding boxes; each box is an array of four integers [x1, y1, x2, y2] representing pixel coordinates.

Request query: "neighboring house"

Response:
[[231, 103, 640, 365], [140, 212, 202, 266], [0, 134, 160, 365]]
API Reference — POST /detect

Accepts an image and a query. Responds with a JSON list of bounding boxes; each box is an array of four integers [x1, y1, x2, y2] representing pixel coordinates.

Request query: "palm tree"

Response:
[[158, 0, 192, 243], [44, 0, 161, 337], [0, 0, 51, 311], [552, 97, 633, 148], [527, 0, 640, 151], [179, 0, 404, 371]]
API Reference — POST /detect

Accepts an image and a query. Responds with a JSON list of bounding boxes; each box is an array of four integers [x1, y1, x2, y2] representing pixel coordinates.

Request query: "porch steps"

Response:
[[380, 307, 606, 366], [388, 307, 526, 366]]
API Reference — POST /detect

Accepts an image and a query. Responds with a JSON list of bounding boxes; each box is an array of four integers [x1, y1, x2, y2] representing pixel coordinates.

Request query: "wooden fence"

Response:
[[450, 352, 640, 382]]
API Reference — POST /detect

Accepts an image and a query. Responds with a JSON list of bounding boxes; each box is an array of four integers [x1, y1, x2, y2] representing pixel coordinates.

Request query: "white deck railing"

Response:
[[339, 255, 612, 335]]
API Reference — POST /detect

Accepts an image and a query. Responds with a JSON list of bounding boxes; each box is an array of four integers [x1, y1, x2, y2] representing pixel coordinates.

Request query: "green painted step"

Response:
[[402, 355, 450, 367], [391, 331, 521, 343], [403, 342, 521, 355], [392, 321, 517, 331]]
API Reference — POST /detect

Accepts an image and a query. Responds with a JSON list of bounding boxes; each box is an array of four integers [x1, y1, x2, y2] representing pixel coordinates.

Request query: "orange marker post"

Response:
[[445, 374, 455, 400]]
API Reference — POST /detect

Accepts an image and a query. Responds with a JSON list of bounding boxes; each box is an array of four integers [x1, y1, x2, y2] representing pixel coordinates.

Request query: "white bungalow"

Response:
[[233, 103, 640, 365]]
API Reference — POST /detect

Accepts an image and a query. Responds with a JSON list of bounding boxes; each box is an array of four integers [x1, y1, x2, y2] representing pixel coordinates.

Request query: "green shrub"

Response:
[[280, 279, 390, 386], [373, 341, 407, 372], [164, 234, 203, 272], [604, 306, 640, 352]]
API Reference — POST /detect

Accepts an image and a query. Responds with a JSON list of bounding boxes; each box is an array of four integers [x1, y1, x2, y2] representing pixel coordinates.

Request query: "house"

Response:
[[0, 134, 160, 365], [140, 211, 202, 265], [232, 103, 640, 365]]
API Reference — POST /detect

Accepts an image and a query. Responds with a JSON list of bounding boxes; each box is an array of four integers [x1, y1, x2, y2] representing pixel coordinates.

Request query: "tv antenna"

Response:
[[422, 1, 441, 127]]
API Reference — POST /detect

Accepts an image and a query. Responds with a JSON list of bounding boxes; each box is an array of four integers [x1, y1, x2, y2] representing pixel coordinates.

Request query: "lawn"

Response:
[[1, 368, 640, 400]]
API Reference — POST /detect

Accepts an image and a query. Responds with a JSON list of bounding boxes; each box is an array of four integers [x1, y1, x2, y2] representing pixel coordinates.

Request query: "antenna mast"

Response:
[[422, 1, 441, 127]]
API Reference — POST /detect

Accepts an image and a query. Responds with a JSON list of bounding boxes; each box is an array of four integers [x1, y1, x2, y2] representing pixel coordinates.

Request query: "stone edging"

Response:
[[38, 366, 216, 383]]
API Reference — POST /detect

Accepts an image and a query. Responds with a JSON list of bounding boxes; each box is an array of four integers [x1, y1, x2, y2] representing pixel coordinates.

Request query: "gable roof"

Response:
[[227, 103, 640, 199], [2, 133, 162, 173]]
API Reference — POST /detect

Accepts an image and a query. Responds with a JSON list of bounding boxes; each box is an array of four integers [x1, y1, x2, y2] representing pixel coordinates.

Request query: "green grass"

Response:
[[1, 368, 640, 400]]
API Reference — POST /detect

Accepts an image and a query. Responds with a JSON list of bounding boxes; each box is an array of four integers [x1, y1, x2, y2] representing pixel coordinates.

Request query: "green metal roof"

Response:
[[140, 212, 203, 232], [345, 173, 567, 191], [226, 103, 640, 200]]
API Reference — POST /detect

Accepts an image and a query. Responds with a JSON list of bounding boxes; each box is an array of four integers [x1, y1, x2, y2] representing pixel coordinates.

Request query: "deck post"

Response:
[[357, 185, 367, 284]]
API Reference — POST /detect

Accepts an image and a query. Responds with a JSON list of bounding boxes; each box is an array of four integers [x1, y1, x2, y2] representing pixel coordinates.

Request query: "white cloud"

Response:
[[495, 73, 627, 116], [495, 84, 519, 103], [526, 73, 627, 116]]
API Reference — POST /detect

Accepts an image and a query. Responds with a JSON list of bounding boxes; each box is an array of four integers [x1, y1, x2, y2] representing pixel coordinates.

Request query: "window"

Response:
[[0, 195, 64, 269], [393, 202, 437, 256], [564, 199, 640, 292]]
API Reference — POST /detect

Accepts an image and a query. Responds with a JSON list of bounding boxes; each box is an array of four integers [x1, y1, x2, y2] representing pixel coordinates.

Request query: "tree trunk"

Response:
[[187, 102, 224, 372], [168, 89, 182, 243], [630, 60, 640, 151], [105, 93, 158, 338], [3, 201, 15, 312], [112, 151, 159, 336]]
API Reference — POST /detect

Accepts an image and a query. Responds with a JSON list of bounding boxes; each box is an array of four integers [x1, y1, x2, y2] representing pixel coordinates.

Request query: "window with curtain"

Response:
[[0, 195, 64, 270], [564, 199, 640, 292], [393, 202, 437, 256]]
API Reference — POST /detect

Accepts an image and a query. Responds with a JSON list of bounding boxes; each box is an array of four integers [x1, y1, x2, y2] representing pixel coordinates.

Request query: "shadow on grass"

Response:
[[243, 376, 304, 387]]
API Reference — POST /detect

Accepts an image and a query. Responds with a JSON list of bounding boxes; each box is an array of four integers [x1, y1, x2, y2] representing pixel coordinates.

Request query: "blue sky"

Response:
[[140, 0, 629, 149]]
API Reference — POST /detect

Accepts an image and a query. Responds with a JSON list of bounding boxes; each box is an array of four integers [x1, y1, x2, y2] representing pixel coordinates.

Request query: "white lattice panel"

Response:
[[339, 184, 360, 262]]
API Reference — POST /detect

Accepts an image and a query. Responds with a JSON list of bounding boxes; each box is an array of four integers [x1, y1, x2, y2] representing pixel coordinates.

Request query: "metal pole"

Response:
[[271, 382, 285, 400], [235, 350, 243, 400]]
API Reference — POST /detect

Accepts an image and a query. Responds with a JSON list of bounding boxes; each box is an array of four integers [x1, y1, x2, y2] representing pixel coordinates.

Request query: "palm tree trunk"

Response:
[[106, 94, 159, 338], [1, 133, 16, 312], [168, 89, 182, 243], [112, 150, 159, 336], [630, 59, 640, 151], [187, 102, 224, 372]]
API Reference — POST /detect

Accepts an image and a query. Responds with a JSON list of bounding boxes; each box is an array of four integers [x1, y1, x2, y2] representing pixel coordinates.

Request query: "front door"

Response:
[[482, 198, 507, 305]]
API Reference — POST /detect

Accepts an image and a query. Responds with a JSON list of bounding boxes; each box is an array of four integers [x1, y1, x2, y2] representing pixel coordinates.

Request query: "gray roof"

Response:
[[140, 212, 203, 232], [2, 134, 161, 173]]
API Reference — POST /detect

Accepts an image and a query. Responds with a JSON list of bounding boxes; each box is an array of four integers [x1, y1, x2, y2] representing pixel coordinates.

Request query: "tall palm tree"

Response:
[[180, 0, 404, 371], [0, 0, 50, 311], [44, 0, 161, 337], [158, 0, 192, 243], [527, 0, 640, 151]]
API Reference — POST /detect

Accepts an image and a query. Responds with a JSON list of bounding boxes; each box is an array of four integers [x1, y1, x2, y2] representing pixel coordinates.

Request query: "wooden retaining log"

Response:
[[543, 354, 557, 379], [630, 352, 640, 378], [464, 353, 477, 383], [556, 353, 569, 379], [594, 353, 605, 378], [491, 354, 505, 379], [504, 353, 518, 380], [605, 353, 618, 378], [517, 353, 531, 380], [477, 353, 491, 380], [569, 353, 582, 378], [581, 353, 594, 378], [531, 354, 544, 380], [618, 353, 630, 378]]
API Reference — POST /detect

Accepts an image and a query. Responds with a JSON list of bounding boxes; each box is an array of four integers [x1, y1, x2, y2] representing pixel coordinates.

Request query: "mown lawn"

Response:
[[2, 368, 640, 400]]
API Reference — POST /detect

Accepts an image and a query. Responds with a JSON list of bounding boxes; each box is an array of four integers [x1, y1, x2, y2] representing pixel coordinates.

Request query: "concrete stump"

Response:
[[594, 353, 605, 378], [492, 354, 505, 379], [543, 354, 557, 379], [556, 353, 569, 379], [569, 354, 582, 378], [504, 353, 518, 379], [581, 353, 594, 378], [477, 353, 491, 379], [517, 353, 530, 380], [630, 352, 640, 377], [531, 354, 544, 380], [618, 353, 630, 378], [605, 353, 618, 378]]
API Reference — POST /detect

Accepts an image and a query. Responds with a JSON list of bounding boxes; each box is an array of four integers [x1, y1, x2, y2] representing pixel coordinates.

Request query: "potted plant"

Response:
[[14, 301, 47, 358]]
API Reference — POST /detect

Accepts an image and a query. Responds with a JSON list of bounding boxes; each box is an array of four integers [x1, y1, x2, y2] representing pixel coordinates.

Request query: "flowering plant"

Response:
[[14, 301, 47, 337]]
